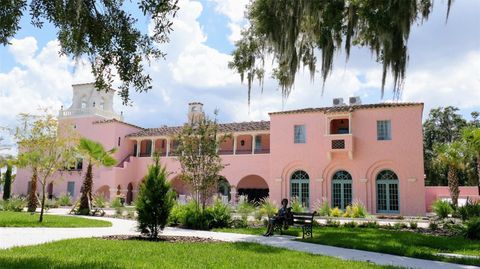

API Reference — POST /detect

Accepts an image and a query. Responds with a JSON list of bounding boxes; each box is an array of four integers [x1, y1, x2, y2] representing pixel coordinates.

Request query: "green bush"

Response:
[[136, 158, 175, 238], [290, 197, 304, 213], [429, 221, 438, 231], [57, 194, 72, 206], [432, 199, 453, 219], [409, 221, 418, 229], [237, 199, 255, 223], [317, 200, 331, 216], [457, 200, 480, 221], [169, 202, 186, 226], [393, 222, 408, 229], [0, 197, 27, 212], [182, 201, 210, 230], [206, 198, 231, 229], [464, 217, 480, 240], [44, 199, 58, 211], [343, 205, 353, 218], [258, 198, 277, 218], [325, 219, 340, 227], [93, 195, 106, 208], [330, 207, 342, 217], [343, 221, 357, 228], [358, 221, 378, 228], [110, 197, 123, 208], [351, 201, 368, 218]]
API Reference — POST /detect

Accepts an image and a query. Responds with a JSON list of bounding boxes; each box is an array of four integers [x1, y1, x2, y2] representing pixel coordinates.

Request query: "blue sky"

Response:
[[0, 0, 479, 130]]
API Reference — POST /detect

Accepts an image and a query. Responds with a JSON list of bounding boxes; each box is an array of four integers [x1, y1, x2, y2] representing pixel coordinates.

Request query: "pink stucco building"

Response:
[[14, 83, 432, 216]]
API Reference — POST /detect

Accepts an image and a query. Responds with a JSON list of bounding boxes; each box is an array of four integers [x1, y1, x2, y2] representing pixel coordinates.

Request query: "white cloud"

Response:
[[209, 0, 249, 23]]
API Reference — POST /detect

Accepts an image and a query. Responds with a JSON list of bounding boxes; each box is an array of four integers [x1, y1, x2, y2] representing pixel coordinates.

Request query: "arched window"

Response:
[[332, 170, 352, 209], [290, 170, 310, 208], [376, 170, 399, 213]]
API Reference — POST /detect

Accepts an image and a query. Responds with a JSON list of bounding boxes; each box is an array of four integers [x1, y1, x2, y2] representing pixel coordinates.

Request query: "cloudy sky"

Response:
[[0, 0, 479, 132]]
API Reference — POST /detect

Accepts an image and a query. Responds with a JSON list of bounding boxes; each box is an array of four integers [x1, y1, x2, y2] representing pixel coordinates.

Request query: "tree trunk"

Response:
[[79, 162, 93, 215], [448, 167, 460, 207], [27, 168, 38, 212], [39, 181, 46, 222]]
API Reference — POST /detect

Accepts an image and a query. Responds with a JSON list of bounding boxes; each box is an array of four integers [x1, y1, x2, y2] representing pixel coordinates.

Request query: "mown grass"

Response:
[[0, 238, 395, 269], [214, 226, 480, 266], [0, 212, 111, 228]]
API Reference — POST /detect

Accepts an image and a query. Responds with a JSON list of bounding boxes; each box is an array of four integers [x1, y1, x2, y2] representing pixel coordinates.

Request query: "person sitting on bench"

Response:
[[263, 198, 290, 237]]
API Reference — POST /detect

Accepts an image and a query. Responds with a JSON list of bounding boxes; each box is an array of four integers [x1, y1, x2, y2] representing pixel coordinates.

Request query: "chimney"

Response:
[[187, 102, 204, 125]]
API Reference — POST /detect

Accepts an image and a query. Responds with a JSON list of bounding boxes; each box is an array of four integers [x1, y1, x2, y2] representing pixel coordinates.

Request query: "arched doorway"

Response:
[[217, 177, 231, 202], [96, 185, 110, 200], [47, 182, 53, 199], [237, 175, 269, 203], [290, 170, 310, 208], [376, 170, 400, 213], [126, 183, 133, 205], [332, 170, 353, 209]]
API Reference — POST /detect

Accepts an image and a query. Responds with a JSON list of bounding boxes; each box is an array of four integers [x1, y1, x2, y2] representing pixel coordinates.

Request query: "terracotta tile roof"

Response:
[[92, 118, 144, 130], [127, 121, 270, 138], [269, 102, 423, 115]]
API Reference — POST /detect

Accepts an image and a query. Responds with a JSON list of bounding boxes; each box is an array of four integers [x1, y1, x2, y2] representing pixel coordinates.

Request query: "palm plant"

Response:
[[462, 127, 480, 195], [77, 138, 117, 215], [434, 142, 466, 207]]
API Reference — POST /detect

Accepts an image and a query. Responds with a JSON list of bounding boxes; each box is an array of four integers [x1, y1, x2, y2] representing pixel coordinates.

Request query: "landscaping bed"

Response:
[[0, 238, 393, 269]]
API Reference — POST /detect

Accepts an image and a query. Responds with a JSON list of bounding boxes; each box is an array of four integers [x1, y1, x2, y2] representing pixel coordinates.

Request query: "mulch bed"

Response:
[[102, 235, 220, 243]]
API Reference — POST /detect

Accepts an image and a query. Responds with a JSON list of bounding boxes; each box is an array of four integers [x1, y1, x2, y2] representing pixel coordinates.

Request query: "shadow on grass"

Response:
[[0, 257, 125, 269], [231, 242, 285, 254]]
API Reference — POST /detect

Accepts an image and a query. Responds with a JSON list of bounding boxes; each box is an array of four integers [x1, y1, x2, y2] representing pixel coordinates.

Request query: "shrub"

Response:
[[457, 200, 480, 221], [136, 158, 175, 238], [330, 207, 342, 217], [393, 222, 408, 229], [325, 219, 340, 227], [351, 201, 368, 218], [182, 200, 210, 230], [343, 205, 353, 218], [44, 199, 58, 211], [237, 199, 255, 223], [93, 195, 106, 209], [206, 198, 231, 229], [258, 198, 277, 218], [110, 197, 123, 208], [358, 221, 378, 228], [464, 217, 480, 240], [57, 194, 72, 206], [429, 221, 438, 231], [231, 218, 248, 228], [317, 199, 331, 217], [290, 197, 304, 213], [169, 202, 186, 226], [432, 199, 453, 219], [0, 197, 27, 212], [409, 221, 418, 229], [343, 221, 357, 228]]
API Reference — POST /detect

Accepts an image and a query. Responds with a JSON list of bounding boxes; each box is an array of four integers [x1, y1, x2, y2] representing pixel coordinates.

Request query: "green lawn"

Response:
[[214, 227, 480, 266], [0, 238, 394, 269], [0, 212, 112, 228]]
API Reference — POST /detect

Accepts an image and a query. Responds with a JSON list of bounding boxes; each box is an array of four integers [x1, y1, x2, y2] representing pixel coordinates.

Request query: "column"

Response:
[[233, 135, 237, 155], [230, 185, 237, 206], [166, 138, 170, 157], [251, 134, 255, 154], [135, 140, 141, 157], [150, 139, 155, 157]]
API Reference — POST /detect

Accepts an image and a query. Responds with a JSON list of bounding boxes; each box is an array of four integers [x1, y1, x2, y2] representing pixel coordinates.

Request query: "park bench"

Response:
[[273, 211, 316, 239]]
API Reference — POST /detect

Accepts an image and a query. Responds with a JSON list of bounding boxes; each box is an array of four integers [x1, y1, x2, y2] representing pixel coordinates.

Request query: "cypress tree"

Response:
[[2, 164, 12, 201]]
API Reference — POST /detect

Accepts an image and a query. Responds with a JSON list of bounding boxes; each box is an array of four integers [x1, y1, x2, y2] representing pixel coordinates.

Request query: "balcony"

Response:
[[325, 134, 353, 159]]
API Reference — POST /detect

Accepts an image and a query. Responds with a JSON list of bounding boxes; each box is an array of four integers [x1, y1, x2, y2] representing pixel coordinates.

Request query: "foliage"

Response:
[[0, 211, 111, 227], [2, 163, 13, 200], [237, 198, 255, 223], [343, 221, 357, 228], [457, 199, 480, 221], [0, 197, 27, 212], [205, 198, 232, 229], [358, 221, 379, 229], [176, 114, 227, 210], [290, 197, 304, 213], [342, 205, 353, 218], [57, 194, 72, 206], [434, 142, 466, 207], [464, 218, 480, 240], [409, 221, 418, 229], [432, 199, 453, 219], [393, 222, 408, 230], [168, 202, 186, 226], [258, 197, 277, 218], [330, 207, 342, 217], [77, 137, 117, 215], [110, 197, 123, 208], [429, 221, 438, 231], [0, 1, 179, 104], [136, 156, 175, 238], [462, 127, 480, 194], [181, 200, 210, 230], [325, 219, 340, 227], [316, 199, 331, 217], [14, 112, 77, 222], [351, 201, 368, 218], [92, 195, 106, 209], [27, 168, 38, 212], [229, 0, 454, 104]]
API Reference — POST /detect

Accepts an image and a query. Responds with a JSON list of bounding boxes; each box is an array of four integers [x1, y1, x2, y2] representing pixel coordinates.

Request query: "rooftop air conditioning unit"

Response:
[[333, 98, 345, 107], [349, 96, 361, 106]]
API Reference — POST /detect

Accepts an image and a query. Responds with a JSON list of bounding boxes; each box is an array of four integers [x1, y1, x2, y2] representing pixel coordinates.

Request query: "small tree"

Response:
[[136, 155, 175, 238], [15, 112, 77, 222], [462, 127, 480, 195], [77, 138, 117, 215], [176, 114, 227, 211], [27, 168, 38, 212], [434, 142, 466, 207], [2, 162, 13, 201]]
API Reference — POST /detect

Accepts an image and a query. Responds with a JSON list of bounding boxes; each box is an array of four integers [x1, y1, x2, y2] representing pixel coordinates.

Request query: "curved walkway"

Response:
[[0, 215, 477, 269]]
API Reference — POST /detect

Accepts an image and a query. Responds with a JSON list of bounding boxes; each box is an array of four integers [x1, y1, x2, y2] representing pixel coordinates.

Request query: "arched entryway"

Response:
[[126, 183, 133, 205], [96, 185, 110, 200], [376, 170, 400, 213], [290, 170, 310, 208], [332, 170, 352, 210], [170, 176, 190, 196], [47, 182, 53, 199], [237, 175, 269, 203], [217, 176, 231, 202]]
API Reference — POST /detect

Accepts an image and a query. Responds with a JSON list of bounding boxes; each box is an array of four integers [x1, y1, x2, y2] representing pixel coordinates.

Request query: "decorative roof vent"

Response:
[[349, 96, 362, 106], [188, 102, 204, 125], [333, 98, 346, 107]]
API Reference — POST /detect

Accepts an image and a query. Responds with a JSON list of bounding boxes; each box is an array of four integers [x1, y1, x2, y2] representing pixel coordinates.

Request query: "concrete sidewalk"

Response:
[[0, 215, 477, 269]]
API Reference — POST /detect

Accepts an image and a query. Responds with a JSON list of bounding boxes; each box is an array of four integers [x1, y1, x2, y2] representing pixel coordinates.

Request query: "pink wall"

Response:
[[425, 186, 480, 211]]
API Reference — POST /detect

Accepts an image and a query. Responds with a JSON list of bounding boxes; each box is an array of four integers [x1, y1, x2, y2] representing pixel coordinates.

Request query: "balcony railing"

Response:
[[325, 133, 353, 159]]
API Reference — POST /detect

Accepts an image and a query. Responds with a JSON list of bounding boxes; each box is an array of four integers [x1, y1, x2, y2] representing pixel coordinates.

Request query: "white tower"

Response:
[[187, 102, 204, 125], [59, 83, 123, 120]]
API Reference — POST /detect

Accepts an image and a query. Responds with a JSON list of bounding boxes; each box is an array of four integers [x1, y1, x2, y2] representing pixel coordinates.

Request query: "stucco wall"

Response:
[[425, 186, 480, 211]]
